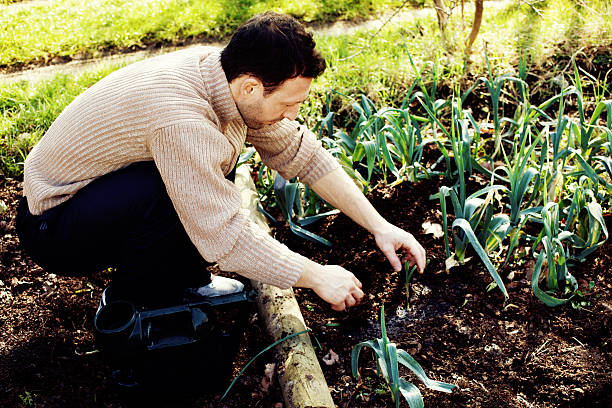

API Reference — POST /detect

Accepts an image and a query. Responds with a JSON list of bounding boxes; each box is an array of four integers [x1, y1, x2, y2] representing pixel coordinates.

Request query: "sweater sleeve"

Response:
[[246, 119, 340, 185], [149, 121, 306, 289]]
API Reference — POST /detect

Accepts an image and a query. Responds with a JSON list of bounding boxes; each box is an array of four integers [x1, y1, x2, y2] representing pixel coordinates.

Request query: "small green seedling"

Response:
[[405, 262, 417, 309], [18, 391, 33, 407]]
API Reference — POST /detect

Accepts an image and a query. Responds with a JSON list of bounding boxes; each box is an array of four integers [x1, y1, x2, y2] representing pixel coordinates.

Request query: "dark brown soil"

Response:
[[274, 177, 612, 408], [2, 171, 611, 408], [0, 178, 283, 408]]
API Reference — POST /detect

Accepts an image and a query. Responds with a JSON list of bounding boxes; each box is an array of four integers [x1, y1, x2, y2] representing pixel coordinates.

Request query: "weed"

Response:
[[18, 391, 33, 407]]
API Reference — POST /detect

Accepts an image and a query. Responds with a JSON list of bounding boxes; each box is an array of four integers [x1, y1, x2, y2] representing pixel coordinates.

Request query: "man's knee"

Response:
[[16, 196, 102, 276]]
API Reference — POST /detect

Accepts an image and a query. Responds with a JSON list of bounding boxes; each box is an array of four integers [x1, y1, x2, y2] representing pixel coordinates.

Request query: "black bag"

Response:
[[94, 288, 254, 398]]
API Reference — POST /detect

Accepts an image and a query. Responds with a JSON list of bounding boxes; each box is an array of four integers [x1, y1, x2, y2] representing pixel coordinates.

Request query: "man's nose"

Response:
[[282, 104, 300, 121]]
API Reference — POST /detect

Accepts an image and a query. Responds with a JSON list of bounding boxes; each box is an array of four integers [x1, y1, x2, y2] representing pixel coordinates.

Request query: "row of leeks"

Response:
[[250, 59, 610, 306], [319, 61, 610, 305]]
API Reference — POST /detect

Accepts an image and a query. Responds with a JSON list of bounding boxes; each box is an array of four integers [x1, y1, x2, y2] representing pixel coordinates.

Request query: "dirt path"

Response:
[[0, 0, 512, 84]]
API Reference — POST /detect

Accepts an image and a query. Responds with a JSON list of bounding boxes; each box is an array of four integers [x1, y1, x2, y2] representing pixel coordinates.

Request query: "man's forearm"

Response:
[[310, 167, 388, 235], [310, 167, 427, 273]]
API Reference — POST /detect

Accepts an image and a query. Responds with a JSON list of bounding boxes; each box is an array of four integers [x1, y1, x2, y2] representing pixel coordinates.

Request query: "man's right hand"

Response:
[[295, 260, 364, 311]]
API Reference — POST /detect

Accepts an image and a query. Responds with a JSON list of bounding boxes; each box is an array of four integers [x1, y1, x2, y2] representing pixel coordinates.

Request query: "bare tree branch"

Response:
[[433, 0, 450, 33], [465, 0, 484, 55]]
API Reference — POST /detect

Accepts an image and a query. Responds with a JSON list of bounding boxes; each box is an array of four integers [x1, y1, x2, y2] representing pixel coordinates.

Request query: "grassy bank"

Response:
[[0, 66, 122, 178], [312, 0, 611, 101], [0, 0, 407, 69]]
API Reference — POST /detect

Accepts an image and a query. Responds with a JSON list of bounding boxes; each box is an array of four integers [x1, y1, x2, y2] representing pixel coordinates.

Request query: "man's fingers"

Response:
[[333, 287, 364, 311], [402, 236, 426, 273], [352, 287, 364, 300], [344, 296, 357, 308], [345, 290, 364, 308], [413, 241, 427, 272], [381, 243, 402, 272], [314, 265, 367, 311], [332, 303, 345, 312]]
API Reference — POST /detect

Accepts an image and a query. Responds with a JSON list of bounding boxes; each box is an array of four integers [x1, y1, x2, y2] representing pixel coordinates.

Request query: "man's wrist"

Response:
[[294, 258, 322, 290], [369, 218, 393, 237]]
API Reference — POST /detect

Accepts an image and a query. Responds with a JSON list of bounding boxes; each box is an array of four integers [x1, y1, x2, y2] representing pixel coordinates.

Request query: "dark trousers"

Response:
[[16, 161, 230, 307]]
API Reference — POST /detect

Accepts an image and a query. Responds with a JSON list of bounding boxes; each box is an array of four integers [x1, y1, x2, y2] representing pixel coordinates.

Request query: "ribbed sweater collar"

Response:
[[199, 50, 243, 127]]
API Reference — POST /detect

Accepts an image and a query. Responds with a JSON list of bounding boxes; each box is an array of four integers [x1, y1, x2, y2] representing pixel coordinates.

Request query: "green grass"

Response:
[[0, 65, 121, 177], [0, 0, 407, 69], [307, 0, 612, 111]]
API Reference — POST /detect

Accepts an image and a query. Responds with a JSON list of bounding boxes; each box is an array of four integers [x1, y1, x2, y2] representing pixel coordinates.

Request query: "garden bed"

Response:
[[274, 176, 612, 407], [1, 171, 610, 407]]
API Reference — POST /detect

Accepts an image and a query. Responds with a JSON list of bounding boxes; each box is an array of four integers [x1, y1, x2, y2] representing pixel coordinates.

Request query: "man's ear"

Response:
[[229, 75, 263, 103], [239, 76, 262, 99]]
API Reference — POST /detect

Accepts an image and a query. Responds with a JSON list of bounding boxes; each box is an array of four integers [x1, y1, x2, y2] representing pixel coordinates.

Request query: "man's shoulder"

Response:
[[142, 46, 220, 68]]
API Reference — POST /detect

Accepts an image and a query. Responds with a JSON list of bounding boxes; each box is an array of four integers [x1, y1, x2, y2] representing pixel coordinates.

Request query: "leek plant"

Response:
[[351, 305, 456, 408], [252, 160, 278, 215], [500, 132, 542, 227], [567, 62, 612, 161], [531, 203, 578, 306], [404, 54, 450, 142], [272, 175, 339, 247], [251, 148, 340, 247], [552, 65, 612, 193], [322, 128, 372, 193], [327, 94, 434, 192], [461, 52, 528, 159], [385, 109, 435, 183], [315, 89, 367, 187], [351, 95, 402, 185], [496, 123, 543, 264], [319, 95, 386, 193], [429, 95, 509, 299], [596, 154, 612, 182], [563, 177, 609, 261], [404, 262, 417, 309], [435, 186, 509, 299]]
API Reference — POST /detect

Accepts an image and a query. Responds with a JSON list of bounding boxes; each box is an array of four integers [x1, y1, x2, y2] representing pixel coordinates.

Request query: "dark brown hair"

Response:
[[220, 12, 326, 93]]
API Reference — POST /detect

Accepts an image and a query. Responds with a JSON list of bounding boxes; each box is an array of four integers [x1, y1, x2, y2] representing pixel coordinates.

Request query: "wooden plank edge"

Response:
[[235, 164, 336, 408]]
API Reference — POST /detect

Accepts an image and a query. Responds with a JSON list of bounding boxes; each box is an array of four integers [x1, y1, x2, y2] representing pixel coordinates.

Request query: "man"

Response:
[[17, 12, 425, 312]]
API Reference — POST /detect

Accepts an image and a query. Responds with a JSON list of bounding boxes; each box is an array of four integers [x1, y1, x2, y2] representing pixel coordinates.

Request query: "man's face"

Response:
[[236, 76, 312, 129]]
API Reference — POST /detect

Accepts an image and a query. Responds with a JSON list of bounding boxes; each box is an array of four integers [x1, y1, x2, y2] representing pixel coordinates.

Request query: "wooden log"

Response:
[[235, 165, 335, 408]]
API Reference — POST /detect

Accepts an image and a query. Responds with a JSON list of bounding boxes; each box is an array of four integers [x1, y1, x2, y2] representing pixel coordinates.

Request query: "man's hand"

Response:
[[374, 222, 426, 273], [311, 168, 427, 273], [295, 260, 364, 311]]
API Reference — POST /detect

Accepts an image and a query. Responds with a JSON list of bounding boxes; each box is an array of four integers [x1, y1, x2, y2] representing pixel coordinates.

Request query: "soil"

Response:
[[277, 177, 612, 408], [1, 169, 611, 407]]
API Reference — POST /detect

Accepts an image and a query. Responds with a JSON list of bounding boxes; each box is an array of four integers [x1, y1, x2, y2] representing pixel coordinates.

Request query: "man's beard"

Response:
[[237, 101, 280, 129]]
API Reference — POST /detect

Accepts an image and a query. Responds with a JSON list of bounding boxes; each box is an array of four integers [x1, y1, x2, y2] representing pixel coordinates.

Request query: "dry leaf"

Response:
[[445, 254, 471, 271], [322, 349, 340, 366], [422, 221, 444, 239], [259, 363, 276, 394]]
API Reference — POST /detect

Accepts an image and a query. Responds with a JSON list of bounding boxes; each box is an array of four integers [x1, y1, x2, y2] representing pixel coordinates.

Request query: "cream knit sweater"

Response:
[[23, 47, 340, 289]]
